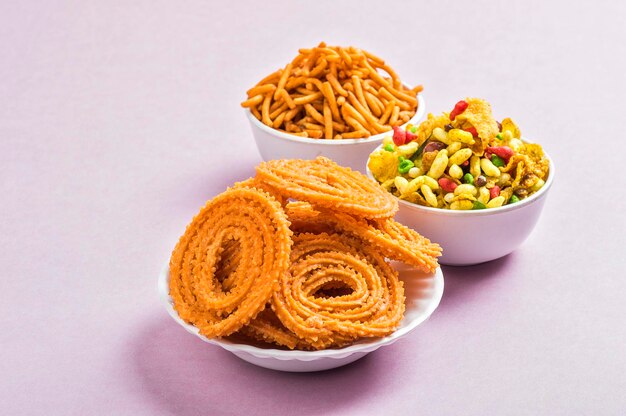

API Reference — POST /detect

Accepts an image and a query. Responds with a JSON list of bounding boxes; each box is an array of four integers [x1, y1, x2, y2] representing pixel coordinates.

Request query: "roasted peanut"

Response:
[[448, 148, 473, 167], [421, 184, 438, 207], [394, 176, 409, 194], [427, 149, 449, 179], [481, 157, 501, 177], [486, 196, 505, 208], [470, 155, 481, 178], [454, 184, 477, 196], [448, 164, 463, 179]]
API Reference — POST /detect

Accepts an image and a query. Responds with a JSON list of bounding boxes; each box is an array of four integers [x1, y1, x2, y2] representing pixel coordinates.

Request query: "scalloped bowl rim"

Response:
[[158, 264, 444, 361], [244, 91, 425, 146], [366, 138, 554, 216]]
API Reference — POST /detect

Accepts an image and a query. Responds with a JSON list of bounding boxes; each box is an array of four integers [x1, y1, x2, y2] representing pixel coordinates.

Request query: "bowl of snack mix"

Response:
[[367, 98, 554, 265], [242, 42, 425, 173]]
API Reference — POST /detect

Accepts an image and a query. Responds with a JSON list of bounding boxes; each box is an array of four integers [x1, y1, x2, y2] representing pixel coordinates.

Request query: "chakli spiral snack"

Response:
[[169, 187, 292, 338], [285, 201, 441, 273], [271, 233, 406, 350], [233, 176, 287, 205], [169, 158, 441, 350], [238, 307, 303, 350], [256, 156, 398, 218]]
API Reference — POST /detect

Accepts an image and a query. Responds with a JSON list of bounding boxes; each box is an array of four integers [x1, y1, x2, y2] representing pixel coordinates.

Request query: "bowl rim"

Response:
[[158, 263, 444, 361], [366, 138, 555, 216], [244, 91, 425, 146]]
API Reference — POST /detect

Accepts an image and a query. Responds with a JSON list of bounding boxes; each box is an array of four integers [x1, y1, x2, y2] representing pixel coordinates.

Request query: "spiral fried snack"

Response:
[[286, 201, 441, 273], [233, 177, 287, 205], [272, 233, 405, 350], [169, 187, 292, 338], [239, 307, 303, 350], [256, 156, 398, 219]]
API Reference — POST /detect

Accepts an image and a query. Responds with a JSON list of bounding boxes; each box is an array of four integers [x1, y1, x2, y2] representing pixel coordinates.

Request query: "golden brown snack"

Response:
[[271, 233, 405, 350], [256, 156, 398, 219], [169, 158, 442, 351], [233, 177, 287, 205], [455, 97, 500, 155], [238, 307, 304, 350], [285, 201, 441, 273], [241, 42, 422, 139], [169, 187, 292, 338]]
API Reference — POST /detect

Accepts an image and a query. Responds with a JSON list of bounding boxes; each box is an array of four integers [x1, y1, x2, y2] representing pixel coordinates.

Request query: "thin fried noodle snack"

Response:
[[241, 42, 422, 139]]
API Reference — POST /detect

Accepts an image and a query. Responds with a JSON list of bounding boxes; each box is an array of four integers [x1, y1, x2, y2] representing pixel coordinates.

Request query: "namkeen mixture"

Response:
[[368, 98, 550, 210], [241, 42, 422, 139], [169, 157, 441, 350]]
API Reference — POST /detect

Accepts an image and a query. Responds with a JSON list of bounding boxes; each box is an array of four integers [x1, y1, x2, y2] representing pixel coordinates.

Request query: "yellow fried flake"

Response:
[[368, 149, 399, 183], [415, 113, 450, 144], [400, 190, 428, 206], [455, 98, 499, 155], [501, 117, 521, 139], [521, 143, 550, 180]]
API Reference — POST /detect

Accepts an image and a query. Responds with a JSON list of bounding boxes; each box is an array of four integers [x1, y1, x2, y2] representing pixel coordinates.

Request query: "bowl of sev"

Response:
[[160, 157, 444, 372], [242, 43, 426, 173]]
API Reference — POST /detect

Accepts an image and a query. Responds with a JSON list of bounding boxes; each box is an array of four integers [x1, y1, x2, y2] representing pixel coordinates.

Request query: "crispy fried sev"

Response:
[[255, 157, 398, 219], [285, 202, 441, 273], [271, 232, 405, 350], [242, 42, 421, 139], [169, 187, 292, 338]]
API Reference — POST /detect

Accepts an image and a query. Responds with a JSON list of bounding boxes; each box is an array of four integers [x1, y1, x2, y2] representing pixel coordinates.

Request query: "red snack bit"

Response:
[[486, 146, 514, 162], [392, 126, 406, 146], [405, 130, 417, 143], [449, 100, 468, 121], [490, 185, 501, 199], [461, 160, 470, 167], [438, 178, 458, 193], [464, 126, 478, 137]]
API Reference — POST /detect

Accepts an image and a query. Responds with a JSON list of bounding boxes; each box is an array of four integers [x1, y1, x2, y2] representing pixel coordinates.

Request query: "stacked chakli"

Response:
[[169, 157, 441, 350]]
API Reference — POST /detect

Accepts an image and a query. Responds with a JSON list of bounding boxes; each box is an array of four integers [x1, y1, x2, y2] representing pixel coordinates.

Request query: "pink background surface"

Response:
[[2, 1, 625, 415]]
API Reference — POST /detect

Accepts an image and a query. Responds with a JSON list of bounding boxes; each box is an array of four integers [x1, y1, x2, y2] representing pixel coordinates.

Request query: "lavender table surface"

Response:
[[2, 1, 625, 415]]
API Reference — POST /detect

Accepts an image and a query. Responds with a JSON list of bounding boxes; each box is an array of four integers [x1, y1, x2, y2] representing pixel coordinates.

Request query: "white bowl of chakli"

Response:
[[158, 263, 443, 372], [161, 157, 444, 372], [241, 42, 426, 173]]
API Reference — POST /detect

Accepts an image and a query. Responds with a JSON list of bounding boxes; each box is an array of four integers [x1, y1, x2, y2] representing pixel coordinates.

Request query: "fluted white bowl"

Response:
[[158, 262, 443, 372]]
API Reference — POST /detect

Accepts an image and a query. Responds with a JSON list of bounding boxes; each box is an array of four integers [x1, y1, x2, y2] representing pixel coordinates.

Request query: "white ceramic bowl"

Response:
[[246, 93, 425, 173], [158, 262, 443, 372], [367, 140, 554, 266]]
